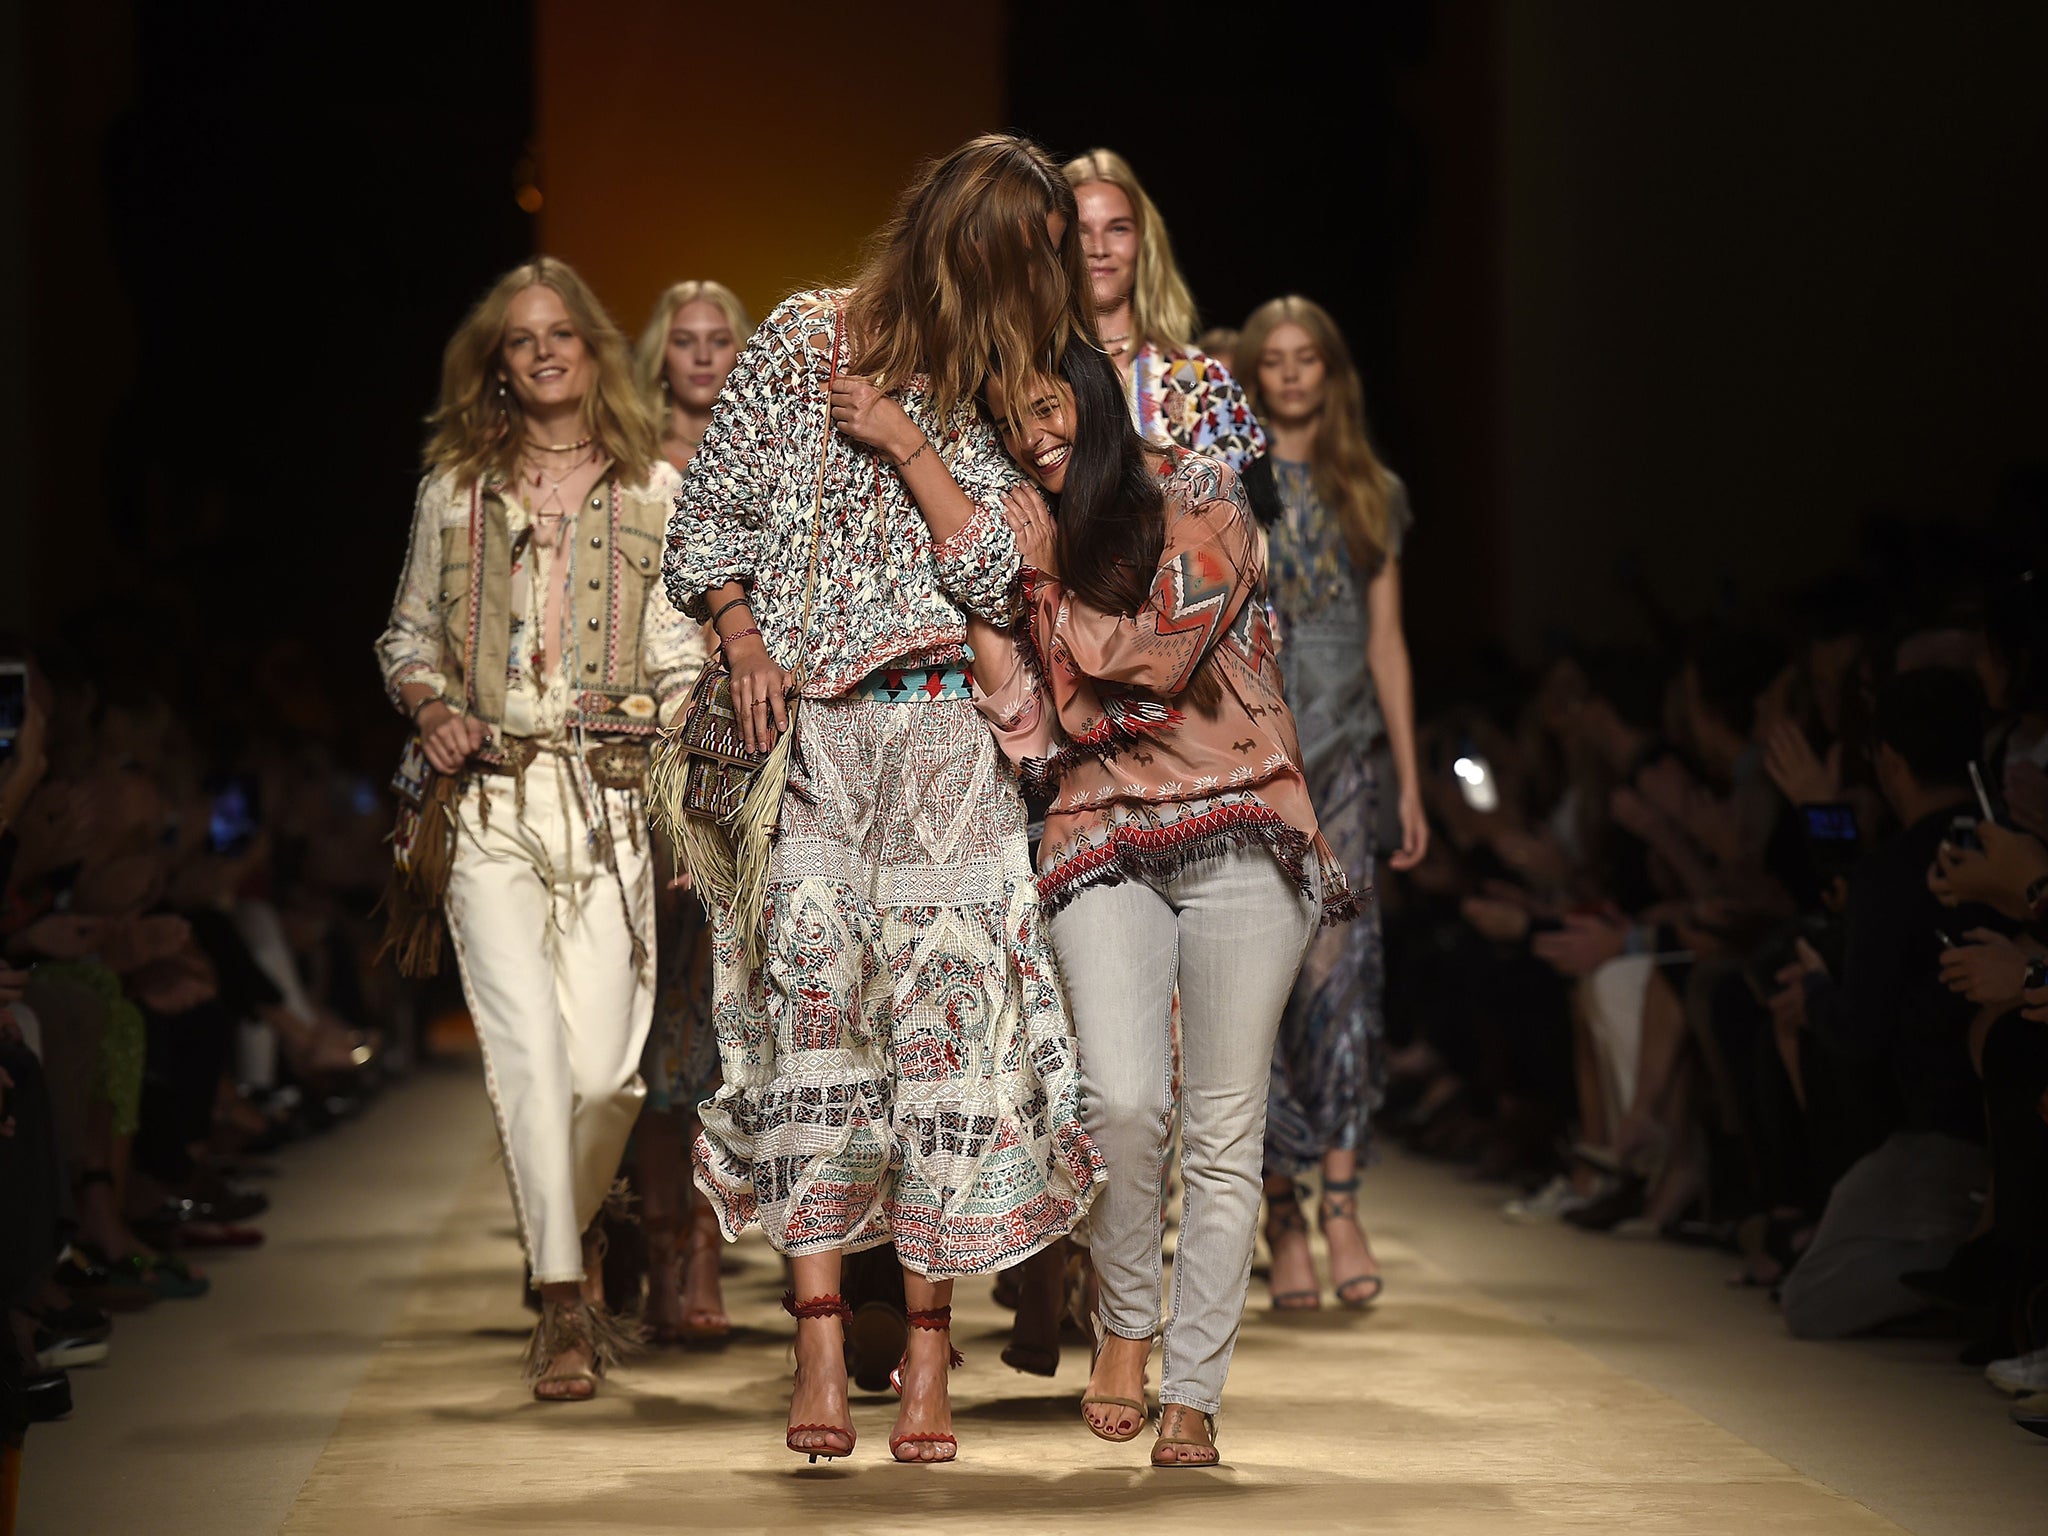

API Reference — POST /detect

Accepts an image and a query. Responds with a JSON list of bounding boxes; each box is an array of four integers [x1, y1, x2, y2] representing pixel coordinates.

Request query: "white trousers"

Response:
[[445, 763, 653, 1284]]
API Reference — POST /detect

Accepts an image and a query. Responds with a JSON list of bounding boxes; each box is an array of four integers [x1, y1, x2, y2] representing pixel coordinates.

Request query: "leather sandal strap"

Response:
[[782, 1290, 852, 1321]]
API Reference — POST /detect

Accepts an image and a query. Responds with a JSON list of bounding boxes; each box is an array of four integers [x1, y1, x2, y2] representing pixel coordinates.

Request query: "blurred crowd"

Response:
[[0, 637, 413, 1440], [1373, 504, 2048, 1438]]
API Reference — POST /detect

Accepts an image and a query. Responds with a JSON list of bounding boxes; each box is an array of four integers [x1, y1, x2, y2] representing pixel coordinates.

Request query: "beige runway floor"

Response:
[[25, 1066, 2046, 1534]]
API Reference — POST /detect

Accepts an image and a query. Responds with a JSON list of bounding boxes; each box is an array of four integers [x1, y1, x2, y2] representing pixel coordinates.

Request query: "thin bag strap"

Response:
[[785, 306, 844, 692]]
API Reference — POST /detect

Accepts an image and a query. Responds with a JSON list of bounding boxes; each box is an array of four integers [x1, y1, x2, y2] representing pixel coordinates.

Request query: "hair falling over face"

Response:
[[844, 133, 1096, 430], [424, 255, 659, 490], [1238, 294, 1394, 575]]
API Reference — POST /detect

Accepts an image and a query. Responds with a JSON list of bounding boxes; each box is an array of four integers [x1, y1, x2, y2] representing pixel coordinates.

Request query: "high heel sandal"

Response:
[[1318, 1175, 1383, 1309], [524, 1298, 633, 1402], [674, 1212, 732, 1349], [1264, 1188, 1321, 1311], [1151, 1402, 1220, 1468], [782, 1291, 857, 1463], [1081, 1335, 1153, 1443], [889, 1306, 963, 1463]]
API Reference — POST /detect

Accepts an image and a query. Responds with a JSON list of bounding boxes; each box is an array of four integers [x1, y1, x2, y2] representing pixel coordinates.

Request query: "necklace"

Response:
[[523, 434, 594, 454]]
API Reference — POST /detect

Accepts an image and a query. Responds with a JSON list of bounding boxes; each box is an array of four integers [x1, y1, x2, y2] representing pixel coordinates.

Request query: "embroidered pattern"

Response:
[[664, 289, 1026, 701], [853, 665, 977, 705], [691, 697, 1104, 1278]]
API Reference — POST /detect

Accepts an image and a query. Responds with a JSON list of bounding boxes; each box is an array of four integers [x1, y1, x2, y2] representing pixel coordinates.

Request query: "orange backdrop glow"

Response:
[[534, 0, 1007, 337]]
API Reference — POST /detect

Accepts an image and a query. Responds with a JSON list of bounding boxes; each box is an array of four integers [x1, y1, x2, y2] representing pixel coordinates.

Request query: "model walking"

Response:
[[629, 279, 754, 1346], [1239, 295, 1427, 1309], [376, 257, 707, 1399], [664, 135, 1105, 1465], [967, 339, 1355, 1466]]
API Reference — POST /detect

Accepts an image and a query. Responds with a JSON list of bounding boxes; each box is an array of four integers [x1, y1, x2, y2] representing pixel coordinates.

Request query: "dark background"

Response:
[[8, 0, 2047, 767]]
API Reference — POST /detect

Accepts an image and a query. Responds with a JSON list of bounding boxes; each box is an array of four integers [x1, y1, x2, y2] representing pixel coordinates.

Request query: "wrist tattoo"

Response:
[[897, 438, 930, 471]]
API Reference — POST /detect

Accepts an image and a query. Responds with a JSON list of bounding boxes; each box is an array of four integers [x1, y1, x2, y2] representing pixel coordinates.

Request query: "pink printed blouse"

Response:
[[979, 451, 1357, 925]]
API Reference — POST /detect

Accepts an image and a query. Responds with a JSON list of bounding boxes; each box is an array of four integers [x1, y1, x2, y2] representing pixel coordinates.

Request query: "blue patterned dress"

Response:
[[1263, 461, 1411, 1174]]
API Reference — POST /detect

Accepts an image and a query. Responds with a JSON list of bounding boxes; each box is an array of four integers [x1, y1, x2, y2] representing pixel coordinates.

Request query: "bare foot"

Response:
[[788, 1313, 853, 1457], [1152, 1402, 1218, 1466], [1083, 1332, 1150, 1439], [679, 1215, 729, 1341], [1265, 1194, 1321, 1310], [533, 1332, 596, 1400], [890, 1326, 957, 1462]]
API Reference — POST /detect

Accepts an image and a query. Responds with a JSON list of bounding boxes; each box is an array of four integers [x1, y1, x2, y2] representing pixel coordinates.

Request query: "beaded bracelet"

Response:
[[718, 626, 762, 650]]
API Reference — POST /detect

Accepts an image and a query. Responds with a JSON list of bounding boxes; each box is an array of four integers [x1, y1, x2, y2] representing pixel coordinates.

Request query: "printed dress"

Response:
[[663, 290, 1104, 1278], [1263, 460, 1412, 1174]]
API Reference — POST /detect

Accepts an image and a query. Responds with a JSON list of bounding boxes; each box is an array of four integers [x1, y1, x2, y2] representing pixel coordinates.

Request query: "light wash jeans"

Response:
[[1049, 845, 1320, 1414]]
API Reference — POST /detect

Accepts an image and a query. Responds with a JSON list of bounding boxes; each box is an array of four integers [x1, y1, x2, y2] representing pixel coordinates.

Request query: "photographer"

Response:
[[1776, 667, 1996, 1339]]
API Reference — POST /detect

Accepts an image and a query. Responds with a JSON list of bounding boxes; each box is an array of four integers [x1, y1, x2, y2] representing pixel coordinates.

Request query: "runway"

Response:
[[25, 1064, 2041, 1535]]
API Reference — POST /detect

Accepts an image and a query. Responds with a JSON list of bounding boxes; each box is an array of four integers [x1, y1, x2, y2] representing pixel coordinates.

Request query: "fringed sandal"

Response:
[[1264, 1188, 1322, 1311], [525, 1298, 634, 1402], [889, 1306, 963, 1463], [1318, 1175, 1384, 1309], [1151, 1403, 1220, 1468], [782, 1291, 857, 1463]]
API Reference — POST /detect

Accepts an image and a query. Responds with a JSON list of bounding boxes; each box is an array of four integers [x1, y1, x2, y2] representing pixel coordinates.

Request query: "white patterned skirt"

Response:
[[691, 695, 1104, 1279]]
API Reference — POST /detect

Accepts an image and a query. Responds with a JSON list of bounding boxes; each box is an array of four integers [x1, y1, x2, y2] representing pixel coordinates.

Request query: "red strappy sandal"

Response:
[[888, 1305, 964, 1464], [782, 1291, 857, 1463]]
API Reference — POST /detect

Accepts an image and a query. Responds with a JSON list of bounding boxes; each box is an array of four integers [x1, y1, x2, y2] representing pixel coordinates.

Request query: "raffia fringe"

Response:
[[647, 715, 795, 975], [520, 1299, 640, 1384]]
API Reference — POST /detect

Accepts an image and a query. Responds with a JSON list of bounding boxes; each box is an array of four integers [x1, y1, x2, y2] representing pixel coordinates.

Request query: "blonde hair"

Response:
[[425, 256, 658, 489], [1238, 296, 1394, 571], [845, 133, 1093, 429], [1062, 148, 1198, 351], [634, 280, 754, 408]]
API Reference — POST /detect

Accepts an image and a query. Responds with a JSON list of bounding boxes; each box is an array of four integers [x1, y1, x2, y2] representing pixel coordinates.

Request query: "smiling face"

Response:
[[1074, 181, 1138, 317], [663, 298, 741, 411], [499, 283, 593, 418], [1255, 319, 1327, 427], [985, 372, 1075, 494]]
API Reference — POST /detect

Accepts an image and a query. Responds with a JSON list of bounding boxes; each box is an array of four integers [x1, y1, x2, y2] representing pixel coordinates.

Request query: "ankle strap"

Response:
[[905, 1306, 952, 1330], [781, 1291, 851, 1321], [1321, 1175, 1361, 1194]]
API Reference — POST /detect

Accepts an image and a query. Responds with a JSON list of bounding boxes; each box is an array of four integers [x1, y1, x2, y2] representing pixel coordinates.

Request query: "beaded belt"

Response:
[[852, 665, 976, 704]]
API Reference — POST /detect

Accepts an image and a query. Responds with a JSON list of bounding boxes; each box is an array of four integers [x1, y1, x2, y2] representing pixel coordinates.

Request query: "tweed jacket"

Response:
[[377, 460, 705, 739]]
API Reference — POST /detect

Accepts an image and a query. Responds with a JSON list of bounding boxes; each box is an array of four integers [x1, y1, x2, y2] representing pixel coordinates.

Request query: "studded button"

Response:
[[639, 555, 651, 569], [438, 590, 449, 602], [587, 617, 600, 630], [588, 577, 601, 589], [590, 535, 602, 548], [585, 661, 597, 674], [590, 496, 602, 509]]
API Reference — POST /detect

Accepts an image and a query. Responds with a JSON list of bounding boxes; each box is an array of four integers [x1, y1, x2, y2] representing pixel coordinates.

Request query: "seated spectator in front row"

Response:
[[1773, 667, 1996, 1340]]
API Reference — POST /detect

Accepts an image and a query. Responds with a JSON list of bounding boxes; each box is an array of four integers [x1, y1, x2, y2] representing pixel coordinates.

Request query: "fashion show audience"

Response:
[[10, 130, 2048, 1499], [1385, 522, 2048, 1440], [0, 634, 412, 1452]]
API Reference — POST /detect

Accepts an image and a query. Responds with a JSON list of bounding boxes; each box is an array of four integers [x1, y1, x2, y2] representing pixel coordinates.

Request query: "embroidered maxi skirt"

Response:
[[692, 694, 1104, 1279]]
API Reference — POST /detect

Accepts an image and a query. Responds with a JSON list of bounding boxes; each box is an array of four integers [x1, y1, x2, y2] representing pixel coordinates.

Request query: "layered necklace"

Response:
[[520, 435, 598, 549]]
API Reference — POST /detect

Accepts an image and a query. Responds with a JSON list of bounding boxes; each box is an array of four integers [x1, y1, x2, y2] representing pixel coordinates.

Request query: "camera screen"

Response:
[[1803, 804, 1859, 842], [208, 774, 261, 856]]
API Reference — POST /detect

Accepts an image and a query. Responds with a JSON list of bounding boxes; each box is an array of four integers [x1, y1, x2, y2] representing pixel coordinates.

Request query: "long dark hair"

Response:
[[1044, 341, 1225, 713], [1051, 342, 1165, 616]]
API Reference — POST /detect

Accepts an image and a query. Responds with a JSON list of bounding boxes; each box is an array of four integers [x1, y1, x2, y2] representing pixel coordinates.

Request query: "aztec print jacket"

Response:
[[1127, 342, 1266, 476], [993, 451, 1356, 925]]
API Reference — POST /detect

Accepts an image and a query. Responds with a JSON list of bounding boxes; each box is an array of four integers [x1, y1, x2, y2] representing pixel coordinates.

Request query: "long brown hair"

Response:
[[1238, 295, 1394, 573], [844, 134, 1093, 427], [425, 256, 658, 489], [1062, 147, 1199, 351]]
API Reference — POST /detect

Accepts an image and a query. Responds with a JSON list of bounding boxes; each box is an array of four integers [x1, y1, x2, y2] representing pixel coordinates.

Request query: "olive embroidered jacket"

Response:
[[376, 461, 706, 740]]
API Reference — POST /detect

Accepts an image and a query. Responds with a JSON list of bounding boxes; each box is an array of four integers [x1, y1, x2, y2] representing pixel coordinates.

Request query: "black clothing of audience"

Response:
[[1803, 811, 1992, 1146]]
